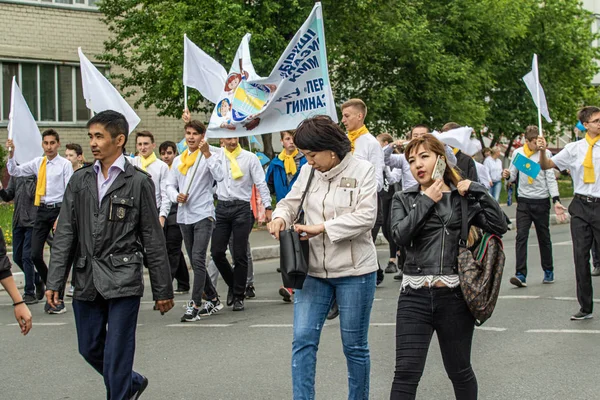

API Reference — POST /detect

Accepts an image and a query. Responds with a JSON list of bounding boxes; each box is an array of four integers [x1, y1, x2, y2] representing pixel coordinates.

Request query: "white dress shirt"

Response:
[[353, 133, 384, 192], [94, 154, 126, 205], [552, 139, 600, 197], [475, 161, 492, 190], [507, 148, 559, 199], [166, 146, 224, 225], [7, 154, 73, 204], [129, 155, 170, 218], [216, 148, 271, 207], [483, 156, 503, 182], [386, 153, 418, 191]]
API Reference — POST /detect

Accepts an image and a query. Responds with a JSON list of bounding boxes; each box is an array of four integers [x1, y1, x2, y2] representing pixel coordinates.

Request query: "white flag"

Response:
[[8, 77, 43, 164], [522, 54, 552, 123], [183, 34, 228, 104], [206, 2, 337, 138], [433, 127, 480, 156], [78, 48, 141, 134]]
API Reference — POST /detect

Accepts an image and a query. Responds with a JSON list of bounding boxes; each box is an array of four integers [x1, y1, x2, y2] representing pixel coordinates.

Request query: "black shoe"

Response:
[[393, 270, 404, 281], [385, 261, 398, 274], [276, 267, 281, 273], [131, 375, 148, 399], [376, 268, 384, 286], [571, 311, 593, 320], [326, 300, 339, 320], [592, 267, 600, 277], [35, 281, 45, 301], [232, 299, 245, 311], [245, 285, 256, 299], [227, 287, 234, 306], [23, 294, 39, 305]]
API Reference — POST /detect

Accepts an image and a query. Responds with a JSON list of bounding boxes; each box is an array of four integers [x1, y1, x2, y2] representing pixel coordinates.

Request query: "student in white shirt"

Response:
[[537, 106, 600, 320], [6, 129, 73, 314], [503, 126, 566, 288], [166, 120, 225, 321], [484, 147, 503, 201], [129, 131, 170, 225], [211, 137, 272, 312]]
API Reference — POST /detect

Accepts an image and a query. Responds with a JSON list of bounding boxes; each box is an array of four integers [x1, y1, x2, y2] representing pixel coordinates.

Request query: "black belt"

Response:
[[218, 200, 250, 206], [39, 202, 62, 209], [575, 194, 600, 203]]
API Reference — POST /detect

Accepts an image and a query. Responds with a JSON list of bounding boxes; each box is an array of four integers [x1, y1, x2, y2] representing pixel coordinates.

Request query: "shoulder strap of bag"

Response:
[[459, 195, 468, 248], [293, 168, 316, 225]]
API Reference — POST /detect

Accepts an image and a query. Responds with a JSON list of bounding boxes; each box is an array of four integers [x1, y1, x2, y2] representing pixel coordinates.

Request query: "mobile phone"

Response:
[[431, 156, 446, 181]]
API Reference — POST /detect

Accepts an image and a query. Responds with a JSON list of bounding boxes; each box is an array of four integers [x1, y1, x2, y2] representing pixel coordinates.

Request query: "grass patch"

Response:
[[0, 203, 13, 245], [499, 178, 573, 204]]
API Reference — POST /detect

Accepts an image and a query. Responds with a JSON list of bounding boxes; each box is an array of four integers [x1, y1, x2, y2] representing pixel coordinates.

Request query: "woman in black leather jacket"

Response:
[[389, 134, 507, 400]]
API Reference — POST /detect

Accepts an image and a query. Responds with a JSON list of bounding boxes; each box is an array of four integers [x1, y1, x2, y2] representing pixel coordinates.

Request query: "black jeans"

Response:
[[31, 206, 60, 284], [164, 221, 190, 292], [569, 196, 600, 313], [381, 195, 398, 259], [180, 218, 217, 304], [391, 286, 477, 400], [593, 239, 600, 269], [211, 201, 254, 300], [515, 198, 553, 276]]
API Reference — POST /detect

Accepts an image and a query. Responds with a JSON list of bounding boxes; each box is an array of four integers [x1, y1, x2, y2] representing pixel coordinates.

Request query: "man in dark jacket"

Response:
[[0, 174, 41, 303], [46, 110, 174, 400]]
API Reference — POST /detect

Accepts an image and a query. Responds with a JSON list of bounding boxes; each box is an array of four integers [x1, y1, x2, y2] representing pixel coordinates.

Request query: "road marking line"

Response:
[[166, 324, 232, 327], [7, 322, 67, 326], [370, 323, 396, 327], [250, 324, 293, 328], [526, 329, 600, 334], [475, 326, 507, 332], [498, 295, 540, 299]]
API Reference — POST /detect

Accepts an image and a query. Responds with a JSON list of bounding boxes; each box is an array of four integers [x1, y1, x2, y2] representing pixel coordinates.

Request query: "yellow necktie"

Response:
[[34, 156, 47, 206], [140, 152, 157, 171], [347, 125, 369, 153], [523, 143, 536, 184], [225, 144, 244, 180], [278, 149, 298, 175], [583, 133, 600, 184], [178, 149, 200, 176]]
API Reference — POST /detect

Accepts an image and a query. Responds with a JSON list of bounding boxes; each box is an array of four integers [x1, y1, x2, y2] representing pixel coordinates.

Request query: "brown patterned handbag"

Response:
[[457, 197, 506, 326]]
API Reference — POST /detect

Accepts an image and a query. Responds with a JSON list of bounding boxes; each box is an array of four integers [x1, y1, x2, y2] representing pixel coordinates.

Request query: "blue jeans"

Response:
[[489, 181, 502, 202], [12, 226, 38, 296], [292, 272, 376, 400]]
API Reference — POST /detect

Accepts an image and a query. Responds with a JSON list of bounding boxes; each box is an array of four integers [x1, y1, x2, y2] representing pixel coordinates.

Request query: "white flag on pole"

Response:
[[433, 127, 480, 156], [183, 35, 228, 104], [78, 47, 141, 134], [8, 76, 43, 164], [522, 54, 552, 123]]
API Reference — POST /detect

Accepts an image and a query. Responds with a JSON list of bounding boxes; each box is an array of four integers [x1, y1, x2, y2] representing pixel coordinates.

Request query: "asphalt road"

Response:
[[0, 224, 598, 400]]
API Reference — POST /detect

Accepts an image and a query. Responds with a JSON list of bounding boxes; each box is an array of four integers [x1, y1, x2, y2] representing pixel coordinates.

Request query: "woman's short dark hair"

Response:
[[294, 115, 351, 160]]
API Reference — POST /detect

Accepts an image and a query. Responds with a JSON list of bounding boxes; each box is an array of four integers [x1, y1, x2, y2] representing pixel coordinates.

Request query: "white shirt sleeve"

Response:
[[7, 156, 41, 177], [551, 144, 576, 172]]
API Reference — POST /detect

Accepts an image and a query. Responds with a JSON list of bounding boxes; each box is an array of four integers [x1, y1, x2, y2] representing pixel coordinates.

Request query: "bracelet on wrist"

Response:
[[12, 300, 25, 306]]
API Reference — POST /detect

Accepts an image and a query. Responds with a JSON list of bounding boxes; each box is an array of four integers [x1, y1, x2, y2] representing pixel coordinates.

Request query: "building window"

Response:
[[9, 0, 99, 9], [0, 61, 103, 124]]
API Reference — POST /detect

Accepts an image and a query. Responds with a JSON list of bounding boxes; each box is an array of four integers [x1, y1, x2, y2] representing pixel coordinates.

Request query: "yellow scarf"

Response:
[[348, 125, 369, 153], [34, 156, 47, 206], [278, 149, 298, 176], [453, 147, 460, 155], [583, 133, 600, 183], [178, 149, 200, 176], [225, 144, 244, 180], [523, 143, 536, 184], [140, 152, 157, 171]]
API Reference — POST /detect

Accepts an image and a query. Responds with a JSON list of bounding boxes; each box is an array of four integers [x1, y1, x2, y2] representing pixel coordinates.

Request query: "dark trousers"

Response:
[[569, 196, 600, 313], [31, 206, 60, 284], [381, 196, 398, 259], [180, 218, 217, 304], [211, 201, 254, 300], [12, 226, 39, 296], [593, 239, 600, 269], [164, 222, 189, 292], [391, 286, 477, 400], [515, 198, 553, 276], [73, 295, 145, 400]]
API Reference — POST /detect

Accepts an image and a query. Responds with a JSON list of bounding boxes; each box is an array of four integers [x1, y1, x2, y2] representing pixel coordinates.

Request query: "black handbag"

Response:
[[279, 168, 315, 289]]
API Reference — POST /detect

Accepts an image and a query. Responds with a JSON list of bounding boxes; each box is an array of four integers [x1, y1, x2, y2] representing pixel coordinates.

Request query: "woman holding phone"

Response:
[[389, 134, 507, 399]]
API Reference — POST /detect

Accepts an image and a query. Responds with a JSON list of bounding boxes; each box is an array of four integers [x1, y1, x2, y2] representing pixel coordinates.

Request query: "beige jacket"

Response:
[[272, 153, 378, 278]]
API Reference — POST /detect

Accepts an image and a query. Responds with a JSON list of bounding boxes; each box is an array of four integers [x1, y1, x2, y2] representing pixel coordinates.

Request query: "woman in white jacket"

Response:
[[268, 115, 379, 400]]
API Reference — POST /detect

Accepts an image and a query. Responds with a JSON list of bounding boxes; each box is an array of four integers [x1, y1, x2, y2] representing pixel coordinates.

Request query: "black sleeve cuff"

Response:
[[552, 196, 560, 204]]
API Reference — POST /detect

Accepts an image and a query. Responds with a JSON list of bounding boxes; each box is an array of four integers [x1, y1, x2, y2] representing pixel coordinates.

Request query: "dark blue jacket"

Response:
[[266, 155, 307, 202]]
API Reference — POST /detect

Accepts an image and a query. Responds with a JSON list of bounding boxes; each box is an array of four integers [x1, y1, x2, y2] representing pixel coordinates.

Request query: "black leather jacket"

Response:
[[47, 161, 173, 301], [391, 182, 507, 276]]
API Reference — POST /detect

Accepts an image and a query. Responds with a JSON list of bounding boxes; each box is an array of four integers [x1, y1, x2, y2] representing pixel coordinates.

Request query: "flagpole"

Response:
[[183, 33, 188, 111], [534, 54, 543, 137], [184, 85, 188, 110]]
